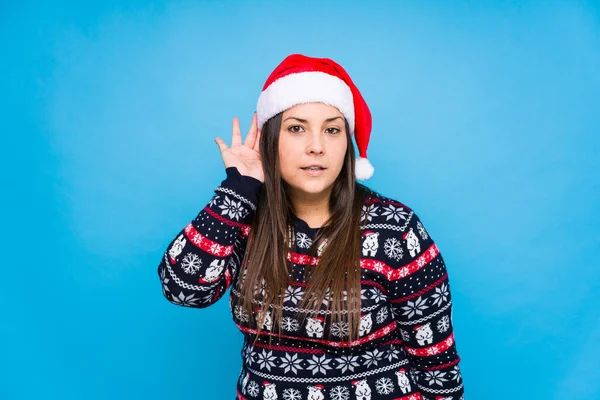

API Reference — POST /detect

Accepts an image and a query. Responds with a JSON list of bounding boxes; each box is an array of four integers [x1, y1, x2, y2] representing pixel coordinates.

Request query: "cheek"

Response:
[[278, 138, 298, 176], [278, 155, 294, 177], [332, 142, 348, 168]]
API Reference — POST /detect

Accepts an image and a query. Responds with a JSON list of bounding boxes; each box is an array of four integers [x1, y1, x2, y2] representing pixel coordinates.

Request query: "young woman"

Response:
[[158, 54, 464, 400]]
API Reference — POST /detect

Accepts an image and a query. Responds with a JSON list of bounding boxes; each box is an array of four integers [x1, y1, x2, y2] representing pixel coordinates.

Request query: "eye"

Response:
[[288, 125, 304, 133], [326, 127, 341, 134]]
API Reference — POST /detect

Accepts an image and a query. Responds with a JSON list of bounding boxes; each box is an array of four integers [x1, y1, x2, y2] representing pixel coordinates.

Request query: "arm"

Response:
[[157, 167, 263, 308], [387, 209, 465, 399]]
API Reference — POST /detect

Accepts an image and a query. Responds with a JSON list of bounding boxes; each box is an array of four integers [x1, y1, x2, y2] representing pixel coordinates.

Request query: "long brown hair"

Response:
[[233, 110, 371, 343]]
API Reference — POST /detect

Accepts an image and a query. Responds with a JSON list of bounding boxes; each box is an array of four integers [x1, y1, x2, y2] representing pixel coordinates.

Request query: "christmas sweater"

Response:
[[158, 167, 465, 400]]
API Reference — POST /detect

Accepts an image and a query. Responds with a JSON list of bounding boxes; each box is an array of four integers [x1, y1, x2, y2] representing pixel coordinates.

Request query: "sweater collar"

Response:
[[290, 211, 326, 233]]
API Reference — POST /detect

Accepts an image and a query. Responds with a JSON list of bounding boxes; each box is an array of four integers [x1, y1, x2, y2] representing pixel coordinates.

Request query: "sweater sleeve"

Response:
[[157, 167, 263, 308], [386, 209, 465, 399]]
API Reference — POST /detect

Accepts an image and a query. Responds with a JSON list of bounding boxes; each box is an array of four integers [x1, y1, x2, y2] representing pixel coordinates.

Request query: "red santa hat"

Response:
[[313, 384, 324, 390], [256, 53, 374, 181]]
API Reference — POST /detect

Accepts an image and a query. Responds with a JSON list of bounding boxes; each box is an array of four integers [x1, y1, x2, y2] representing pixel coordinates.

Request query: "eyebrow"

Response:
[[283, 116, 343, 123]]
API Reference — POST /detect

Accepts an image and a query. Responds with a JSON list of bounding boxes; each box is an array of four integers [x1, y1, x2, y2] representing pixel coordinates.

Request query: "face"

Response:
[[278, 102, 348, 198]]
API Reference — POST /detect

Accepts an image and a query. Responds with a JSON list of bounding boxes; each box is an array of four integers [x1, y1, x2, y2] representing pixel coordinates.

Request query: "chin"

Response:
[[294, 180, 334, 195]]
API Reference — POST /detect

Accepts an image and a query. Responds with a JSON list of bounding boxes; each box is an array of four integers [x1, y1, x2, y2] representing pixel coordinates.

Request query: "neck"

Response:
[[288, 187, 332, 229]]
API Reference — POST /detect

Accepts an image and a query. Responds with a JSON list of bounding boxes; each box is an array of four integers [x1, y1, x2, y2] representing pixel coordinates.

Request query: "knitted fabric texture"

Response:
[[158, 167, 465, 400]]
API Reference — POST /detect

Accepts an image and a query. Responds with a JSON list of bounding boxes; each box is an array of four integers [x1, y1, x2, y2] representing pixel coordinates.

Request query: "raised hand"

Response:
[[215, 112, 264, 183]]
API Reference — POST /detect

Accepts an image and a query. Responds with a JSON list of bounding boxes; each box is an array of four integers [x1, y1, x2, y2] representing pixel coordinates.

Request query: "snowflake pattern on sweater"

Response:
[[158, 167, 465, 399]]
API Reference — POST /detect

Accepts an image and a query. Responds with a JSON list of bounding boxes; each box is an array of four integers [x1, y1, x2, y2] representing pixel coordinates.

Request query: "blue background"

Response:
[[2, 0, 599, 398]]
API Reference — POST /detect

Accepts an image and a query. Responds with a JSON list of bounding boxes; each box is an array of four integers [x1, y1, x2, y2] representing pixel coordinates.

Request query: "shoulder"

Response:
[[357, 184, 419, 231], [357, 185, 438, 272]]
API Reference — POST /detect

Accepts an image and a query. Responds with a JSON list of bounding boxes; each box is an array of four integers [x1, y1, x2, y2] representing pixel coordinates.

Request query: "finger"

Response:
[[214, 137, 229, 153], [244, 112, 258, 148], [232, 117, 242, 147]]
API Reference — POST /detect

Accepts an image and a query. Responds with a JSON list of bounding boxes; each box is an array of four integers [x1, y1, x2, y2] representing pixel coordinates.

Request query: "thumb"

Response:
[[214, 137, 228, 153]]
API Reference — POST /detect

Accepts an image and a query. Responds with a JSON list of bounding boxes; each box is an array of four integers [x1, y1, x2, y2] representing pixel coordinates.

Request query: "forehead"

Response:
[[282, 102, 344, 119]]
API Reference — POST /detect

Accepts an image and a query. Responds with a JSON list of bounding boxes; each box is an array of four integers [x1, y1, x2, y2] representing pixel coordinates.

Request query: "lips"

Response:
[[301, 164, 326, 170]]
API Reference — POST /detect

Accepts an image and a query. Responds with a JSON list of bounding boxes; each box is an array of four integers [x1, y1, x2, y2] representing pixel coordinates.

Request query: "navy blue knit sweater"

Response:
[[158, 167, 464, 400]]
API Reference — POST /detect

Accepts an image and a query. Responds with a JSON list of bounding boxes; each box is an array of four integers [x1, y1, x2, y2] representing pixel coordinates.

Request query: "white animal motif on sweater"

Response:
[[200, 259, 225, 283], [395, 369, 411, 393], [306, 317, 325, 338], [263, 382, 277, 400], [359, 313, 373, 337], [362, 231, 380, 257], [414, 323, 433, 345], [403, 228, 420, 257], [307, 385, 325, 400], [255, 310, 272, 331], [168, 234, 186, 264], [352, 379, 372, 400]]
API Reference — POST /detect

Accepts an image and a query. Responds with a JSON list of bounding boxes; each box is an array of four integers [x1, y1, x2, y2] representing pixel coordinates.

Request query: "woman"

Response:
[[158, 54, 464, 400]]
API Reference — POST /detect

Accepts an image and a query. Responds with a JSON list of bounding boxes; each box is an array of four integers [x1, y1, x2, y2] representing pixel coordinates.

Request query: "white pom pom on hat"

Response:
[[256, 53, 375, 181], [355, 156, 375, 181]]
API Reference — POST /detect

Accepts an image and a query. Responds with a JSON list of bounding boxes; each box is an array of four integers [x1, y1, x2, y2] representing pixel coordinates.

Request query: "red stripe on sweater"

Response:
[[392, 392, 423, 400], [183, 222, 234, 257], [420, 356, 461, 371], [236, 321, 397, 348], [364, 197, 409, 208], [361, 243, 439, 281], [393, 392, 423, 400], [204, 207, 252, 231], [381, 339, 404, 346], [287, 245, 438, 281], [361, 280, 387, 294], [404, 332, 455, 357], [287, 251, 320, 266], [390, 272, 448, 303]]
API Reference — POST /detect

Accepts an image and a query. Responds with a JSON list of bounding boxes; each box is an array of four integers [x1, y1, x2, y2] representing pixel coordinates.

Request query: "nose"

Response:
[[306, 130, 325, 155]]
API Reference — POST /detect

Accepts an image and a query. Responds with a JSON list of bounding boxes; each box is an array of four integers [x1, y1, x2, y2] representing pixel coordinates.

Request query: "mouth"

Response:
[[301, 165, 326, 176], [301, 165, 326, 171]]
